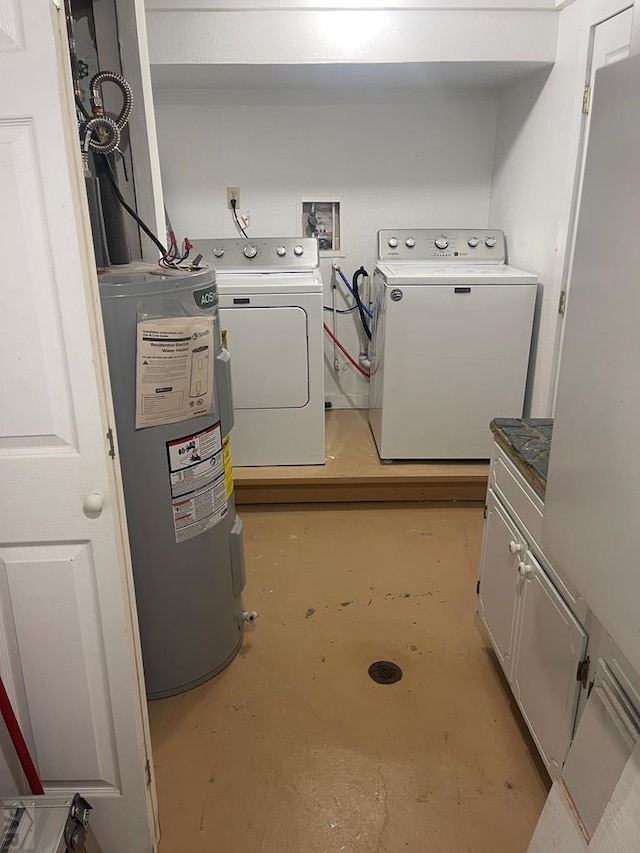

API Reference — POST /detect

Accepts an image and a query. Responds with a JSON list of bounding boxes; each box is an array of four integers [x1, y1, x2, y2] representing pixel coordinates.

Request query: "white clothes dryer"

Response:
[[193, 238, 325, 466]]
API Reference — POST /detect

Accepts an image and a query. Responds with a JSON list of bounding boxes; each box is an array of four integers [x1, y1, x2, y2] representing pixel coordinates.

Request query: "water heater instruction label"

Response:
[[136, 316, 215, 429], [166, 422, 228, 543]]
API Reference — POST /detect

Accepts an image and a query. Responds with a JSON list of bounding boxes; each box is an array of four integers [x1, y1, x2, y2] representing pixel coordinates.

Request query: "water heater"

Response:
[[99, 264, 245, 698]]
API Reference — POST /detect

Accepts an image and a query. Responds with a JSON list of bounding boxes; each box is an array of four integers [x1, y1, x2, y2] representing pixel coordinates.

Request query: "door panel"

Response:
[[0, 544, 118, 788], [478, 491, 525, 681], [220, 306, 309, 409], [513, 552, 587, 775], [0, 121, 76, 450]]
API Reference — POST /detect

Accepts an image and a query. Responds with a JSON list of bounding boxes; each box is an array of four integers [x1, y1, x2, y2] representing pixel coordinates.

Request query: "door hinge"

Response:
[[145, 758, 152, 786], [483, 504, 488, 520], [476, 579, 480, 596], [106, 428, 116, 459], [558, 290, 567, 316], [576, 656, 590, 688], [582, 84, 591, 115]]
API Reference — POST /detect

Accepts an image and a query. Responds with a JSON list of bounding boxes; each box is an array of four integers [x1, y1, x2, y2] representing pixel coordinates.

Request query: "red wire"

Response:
[[0, 676, 44, 795], [323, 323, 370, 378]]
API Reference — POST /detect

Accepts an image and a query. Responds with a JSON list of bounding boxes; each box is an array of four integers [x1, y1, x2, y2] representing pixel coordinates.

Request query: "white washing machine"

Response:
[[369, 229, 537, 461], [192, 238, 325, 466]]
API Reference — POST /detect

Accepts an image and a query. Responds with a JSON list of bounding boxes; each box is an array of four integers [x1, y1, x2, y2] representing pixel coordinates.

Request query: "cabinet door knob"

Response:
[[509, 541, 523, 554], [518, 561, 533, 578]]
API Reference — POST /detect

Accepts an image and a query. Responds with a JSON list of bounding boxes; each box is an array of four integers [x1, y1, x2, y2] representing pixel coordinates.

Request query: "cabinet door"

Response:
[[478, 491, 526, 681], [513, 552, 587, 776]]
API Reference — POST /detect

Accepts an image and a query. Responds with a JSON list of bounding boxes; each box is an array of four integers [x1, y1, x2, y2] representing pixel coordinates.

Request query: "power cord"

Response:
[[230, 197, 248, 238], [324, 305, 357, 314], [101, 155, 202, 269], [101, 155, 169, 258]]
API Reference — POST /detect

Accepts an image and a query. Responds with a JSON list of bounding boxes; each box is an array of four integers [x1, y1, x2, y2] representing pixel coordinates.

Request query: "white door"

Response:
[[477, 491, 526, 681], [549, 7, 632, 411], [0, 2, 157, 851], [542, 50, 640, 680], [512, 553, 587, 776]]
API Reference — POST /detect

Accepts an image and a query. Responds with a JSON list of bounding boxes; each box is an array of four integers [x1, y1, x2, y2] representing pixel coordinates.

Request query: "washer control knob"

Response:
[[485, 237, 497, 248], [293, 245, 304, 257], [405, 238, 416, 248], [243, 244, 258, 259], [388, 237, 398, 248], [467, 237, 479, 248], [276, 246, 287, 257], [435, 236, 449, 250], [213, 247, 224, 258]]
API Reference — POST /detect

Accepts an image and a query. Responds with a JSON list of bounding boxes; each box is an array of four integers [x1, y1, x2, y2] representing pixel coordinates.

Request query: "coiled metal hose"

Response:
[[90, 70, 133, 129]]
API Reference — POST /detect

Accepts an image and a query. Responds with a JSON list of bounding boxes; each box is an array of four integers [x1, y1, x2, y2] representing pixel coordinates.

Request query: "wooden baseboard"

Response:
[[235, 480, 487, 505]]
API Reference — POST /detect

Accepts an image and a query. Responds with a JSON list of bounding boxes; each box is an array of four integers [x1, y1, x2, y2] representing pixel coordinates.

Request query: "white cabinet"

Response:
[[513, 551, 587, 775], [478, 492, 526, 680], [478, 443, 588, 776]]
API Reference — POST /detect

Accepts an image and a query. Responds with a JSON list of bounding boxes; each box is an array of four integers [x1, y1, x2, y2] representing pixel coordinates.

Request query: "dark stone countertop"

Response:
[[490, 418, 553, 499]]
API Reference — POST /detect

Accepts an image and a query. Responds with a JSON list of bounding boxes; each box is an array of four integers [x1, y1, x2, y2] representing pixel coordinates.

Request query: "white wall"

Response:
[[154, 86, 499, 407], [489, 0, 630, 416]]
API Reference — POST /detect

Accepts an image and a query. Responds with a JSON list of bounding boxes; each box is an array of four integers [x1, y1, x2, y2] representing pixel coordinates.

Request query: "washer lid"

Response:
[[376, 262, 538, 285], [216, 270, 323, 295]]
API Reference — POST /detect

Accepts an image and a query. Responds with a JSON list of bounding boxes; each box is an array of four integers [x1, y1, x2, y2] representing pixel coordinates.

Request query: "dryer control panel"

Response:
[[377, 229, 506, 264], [192, 238, 319, 272]]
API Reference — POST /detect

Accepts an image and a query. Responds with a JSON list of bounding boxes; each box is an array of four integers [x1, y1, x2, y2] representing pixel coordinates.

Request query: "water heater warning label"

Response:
[[166, 422, 228, 543]]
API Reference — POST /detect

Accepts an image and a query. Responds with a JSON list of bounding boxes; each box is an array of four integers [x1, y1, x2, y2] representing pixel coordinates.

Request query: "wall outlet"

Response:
[[227, 186, 240, 208]]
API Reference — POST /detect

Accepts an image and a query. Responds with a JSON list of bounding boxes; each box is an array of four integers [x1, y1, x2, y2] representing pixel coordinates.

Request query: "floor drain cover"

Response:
[[368, 660, 403, 684]]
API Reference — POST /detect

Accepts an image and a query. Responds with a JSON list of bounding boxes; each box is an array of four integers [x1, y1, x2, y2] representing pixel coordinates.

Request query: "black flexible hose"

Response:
[[75, 94, 90, 120], [352, 266, 371, 340]]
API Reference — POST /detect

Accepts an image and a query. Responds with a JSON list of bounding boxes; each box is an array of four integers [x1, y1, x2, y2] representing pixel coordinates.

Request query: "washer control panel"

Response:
[[191, 237, 319, 270], [377, 229, 506, 263]]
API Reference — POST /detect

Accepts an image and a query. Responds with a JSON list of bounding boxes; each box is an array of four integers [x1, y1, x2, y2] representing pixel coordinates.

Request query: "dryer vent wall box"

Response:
[[192, 238, 325, 467], [369, 229, 537, 461]]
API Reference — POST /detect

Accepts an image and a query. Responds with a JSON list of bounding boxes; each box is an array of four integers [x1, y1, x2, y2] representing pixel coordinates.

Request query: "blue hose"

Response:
[[336, 267, 373, 319]]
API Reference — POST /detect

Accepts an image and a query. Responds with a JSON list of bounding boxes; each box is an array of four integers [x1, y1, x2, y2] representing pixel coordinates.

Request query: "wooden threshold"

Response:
[[233, 409, 488, 505]]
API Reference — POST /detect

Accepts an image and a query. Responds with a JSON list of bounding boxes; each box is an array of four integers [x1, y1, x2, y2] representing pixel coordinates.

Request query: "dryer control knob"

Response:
[[485, 237, 497, 248], [388, 237, 398, 248], [213, 247, 224, 258], [467, 237, 479, 248], [243, 244, 258, 258], [405, 238, 416, 248], [435, 236, 449, 250], [276, 246, 287, 257], [293, 245, 304, 256]]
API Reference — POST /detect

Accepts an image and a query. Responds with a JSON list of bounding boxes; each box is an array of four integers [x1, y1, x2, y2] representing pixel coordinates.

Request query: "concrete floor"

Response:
[[149, 504, 549, 852]]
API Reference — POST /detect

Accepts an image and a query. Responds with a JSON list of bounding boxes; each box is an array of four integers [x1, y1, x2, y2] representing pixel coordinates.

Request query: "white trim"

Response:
[[116, 0, 165, 259]]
